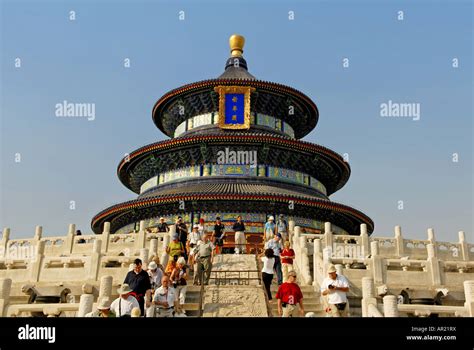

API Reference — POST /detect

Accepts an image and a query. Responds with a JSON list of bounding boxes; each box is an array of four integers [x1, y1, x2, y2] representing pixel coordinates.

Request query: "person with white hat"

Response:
[[264, 216, 276, 242], [321, 264, 350, 317], [85, 298, 115, 317], [110, 284, 140, 317], [157, 217, 169, 233], [148, 261, 164, 291]]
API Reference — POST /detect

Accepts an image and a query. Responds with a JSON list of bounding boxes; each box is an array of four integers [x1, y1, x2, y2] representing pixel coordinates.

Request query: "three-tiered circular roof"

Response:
[[91, 34, 374, 235]]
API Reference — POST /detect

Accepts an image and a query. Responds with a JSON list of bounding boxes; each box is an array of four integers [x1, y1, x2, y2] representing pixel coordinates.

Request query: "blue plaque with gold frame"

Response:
[[214, 86, 255, 129]]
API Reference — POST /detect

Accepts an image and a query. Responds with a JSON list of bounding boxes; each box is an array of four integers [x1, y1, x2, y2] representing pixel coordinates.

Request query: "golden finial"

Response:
[[229, 34, 245, 57]]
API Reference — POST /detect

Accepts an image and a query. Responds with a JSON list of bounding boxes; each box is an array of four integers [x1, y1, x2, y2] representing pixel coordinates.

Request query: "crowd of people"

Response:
[[86, 215, 350, 318]]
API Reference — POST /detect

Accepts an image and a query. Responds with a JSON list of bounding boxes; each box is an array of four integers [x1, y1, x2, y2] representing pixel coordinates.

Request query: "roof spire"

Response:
[[229, 34, 245, 57]]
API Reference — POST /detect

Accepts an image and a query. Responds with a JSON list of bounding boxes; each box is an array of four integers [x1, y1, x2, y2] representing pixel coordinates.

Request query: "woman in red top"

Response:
[[280, 241, 295, 282]]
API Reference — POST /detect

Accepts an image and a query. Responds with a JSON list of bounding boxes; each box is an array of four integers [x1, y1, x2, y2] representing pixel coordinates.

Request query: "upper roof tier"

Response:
[[152, 35, 319, 139]]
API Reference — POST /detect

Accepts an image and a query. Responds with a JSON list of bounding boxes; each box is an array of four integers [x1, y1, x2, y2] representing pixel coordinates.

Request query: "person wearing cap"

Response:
[[232, 215, 246, 254], [265, 232, 283, 285], [321, 264, 350, 317], [170, 256, 188, 313], [148, 261, 164, 291], [276, 270, 304, 317], [146, 261, 163, 317], [187, 224, 202, 269], [153, 275, 178, 317], [280, 240, 295, 282], [85, 298, 116, 317], [110, 284, 140, 317], [195, 233, 214, 285], [123, 258, 152, 316], [157, 217, 169, 233], [276, 214, 288, 242], [264, 216, 276, 242], [212, 216, 225, 254]]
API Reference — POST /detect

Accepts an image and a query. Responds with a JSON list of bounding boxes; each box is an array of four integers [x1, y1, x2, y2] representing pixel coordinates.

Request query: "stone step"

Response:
[[183, 303, 200, 311]]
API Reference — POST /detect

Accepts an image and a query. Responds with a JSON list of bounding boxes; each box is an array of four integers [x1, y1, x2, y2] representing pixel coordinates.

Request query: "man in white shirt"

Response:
[[320, 264, 350, 317], [153, 275, 178, 317], [110, 284, 140, 317]]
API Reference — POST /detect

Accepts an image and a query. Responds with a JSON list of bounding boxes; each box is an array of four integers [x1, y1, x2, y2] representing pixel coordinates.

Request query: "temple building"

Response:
[[91, 34, 374, 241]]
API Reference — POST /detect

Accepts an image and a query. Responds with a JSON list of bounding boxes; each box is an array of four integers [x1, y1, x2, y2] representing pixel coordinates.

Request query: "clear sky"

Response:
[[1, 0, 472, 242]]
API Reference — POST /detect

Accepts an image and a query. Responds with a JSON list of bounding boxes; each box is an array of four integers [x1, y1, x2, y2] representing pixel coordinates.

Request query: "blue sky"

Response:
[[1, 0, 472, 242]]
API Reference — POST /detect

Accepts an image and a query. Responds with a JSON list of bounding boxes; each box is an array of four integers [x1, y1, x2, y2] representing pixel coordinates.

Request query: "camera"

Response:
[[328, 284, 335, 290]]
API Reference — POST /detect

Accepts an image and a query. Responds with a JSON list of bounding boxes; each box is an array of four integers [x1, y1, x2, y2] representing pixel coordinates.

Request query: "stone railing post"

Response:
[[370, 241, 384, 284], [99, 275, 113, 303], [149, 238, 158, 258], [464, 280, 474, 317], [323, 222, 333, 250], [139, 248, 149, 266], [0, 278, 12, 317], [160, 232, 171, 269], [427, 228, 436, 244], [299, 236, 312, 286], [135, 220, 147, 253], [313, 239, 322, 286], [101, 222, 111, 253], [458, 231, 469, 261], [34, 226, 43, 241], [360, 224, 369, 258], [63, 224, 76, 255], [294, 226, 302, 270], [89, 239, 102, 281], [1, 228, 11, 256], [361, 277, 377, 317], [288, 220, 295, 245], [30, 240, 45, 282], [394, 225, 404, 257], [426, 243, 442, 286], [383, 295, 399, 317], [77, 294, 94, 317]]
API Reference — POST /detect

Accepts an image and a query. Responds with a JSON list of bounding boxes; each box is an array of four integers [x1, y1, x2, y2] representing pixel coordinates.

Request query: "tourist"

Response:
[[195, 234, 214, 285], [280, 241, 295, 282], [76, 229, 86, 244], [148, 255, 165, 272], [276, 214, 288, 242], [153, 275, 178, 317], [110, 284, 140, 317], [259, 248, 275, 301], [176, 216, 188, 259], [321, 264, 350, 317], [264, 216, 276, 242], [265, 233, 283, 285], [232, 215, 246, 254], [157, 217, 169, 233], [213, 216, 225, 254], [85, 298, 115, 317], [148, 261, 163, 291], [188, 224, 202, 250], [170, 256, 188, 313], [197, 218, 205, 237], [166, 233, 185, 272], [131, 307, 141, 317], [123, 258, 152, 316], [275, 271, 305, 317]]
